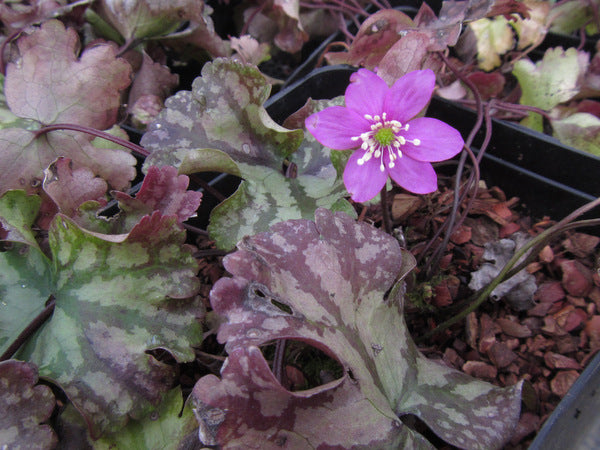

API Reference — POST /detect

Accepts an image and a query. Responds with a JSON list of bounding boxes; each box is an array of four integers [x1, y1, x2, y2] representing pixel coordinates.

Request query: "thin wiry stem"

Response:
[[34, 123, 150, 158], [418, 198, 600, 342]]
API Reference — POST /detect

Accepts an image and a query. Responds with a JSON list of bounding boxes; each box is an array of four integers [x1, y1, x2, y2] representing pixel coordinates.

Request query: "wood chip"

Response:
[[488, 342, 518, 368], [496, 317, 532, 338], [462, 360, 498, 379], [550, 370, 579, 397], [543, 352, 581, 370]]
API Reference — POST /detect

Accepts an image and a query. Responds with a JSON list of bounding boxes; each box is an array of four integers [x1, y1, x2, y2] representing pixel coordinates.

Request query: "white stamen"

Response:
[[353, 113, 420, 172]]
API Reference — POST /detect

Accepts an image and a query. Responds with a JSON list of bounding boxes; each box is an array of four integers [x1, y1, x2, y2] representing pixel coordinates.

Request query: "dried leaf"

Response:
[[193, 209, 523, 449], [469, 233, 537, 310], [0, 360, 57, 448]]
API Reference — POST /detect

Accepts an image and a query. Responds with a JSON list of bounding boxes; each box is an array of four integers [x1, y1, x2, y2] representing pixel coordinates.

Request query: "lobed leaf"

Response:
[[113, 165, 203, 229], [551, 112, 600, 156], [513, 47, 588, 130], [141, 58, 352, 250], [6, 19, 131, 129], [94, 387, 199, 449], [43, 156, 109, 219], [0, 360, 57, 449], [13, 211, 202, 437], [0, 128, 136, 196], [192, 209, 523, 449]]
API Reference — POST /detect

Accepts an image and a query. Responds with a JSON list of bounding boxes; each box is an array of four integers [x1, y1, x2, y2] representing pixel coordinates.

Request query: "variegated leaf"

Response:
[[141, 58, 353, 250], [15, 211, 202, 438], [193, 209, 522, 449], [0, 360, 57, 449]]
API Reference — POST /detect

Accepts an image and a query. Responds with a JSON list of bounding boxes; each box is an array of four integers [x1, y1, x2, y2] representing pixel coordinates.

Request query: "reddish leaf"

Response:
[[43, 156, 108, 218], [127, 52, 179, 126], [113, 166, 202, 226], [6, 20, 131, 129], [535, 281, 565, 303], [193, 209, 522, 449], [0, 360, 57, 448]]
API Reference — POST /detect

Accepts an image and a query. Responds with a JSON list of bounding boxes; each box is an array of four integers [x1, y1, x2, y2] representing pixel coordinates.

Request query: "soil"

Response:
[[187, 173, 600, 449]]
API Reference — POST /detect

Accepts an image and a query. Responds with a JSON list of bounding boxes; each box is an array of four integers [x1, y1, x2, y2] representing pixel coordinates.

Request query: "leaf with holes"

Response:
[[0, 19, 135, 197], [141, 58, 353, 250], [10, 207, 202, 438], [192, 208, 523, 449], [0, 360, 57, 448]]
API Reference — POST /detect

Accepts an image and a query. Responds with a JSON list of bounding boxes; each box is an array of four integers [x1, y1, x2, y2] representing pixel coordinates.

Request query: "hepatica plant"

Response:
[[0, 13, 524, 450], [306, 68, 464, 202]]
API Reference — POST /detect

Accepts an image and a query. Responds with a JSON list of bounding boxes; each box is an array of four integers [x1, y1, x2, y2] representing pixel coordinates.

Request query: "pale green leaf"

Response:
[[513, 47, 587, 131], [552, 112, 600, 156], [469, 17, 514, 71]]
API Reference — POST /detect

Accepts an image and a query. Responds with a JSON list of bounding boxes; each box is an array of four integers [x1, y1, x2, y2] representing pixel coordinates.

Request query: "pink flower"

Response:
[[305, 68, 464, 202]]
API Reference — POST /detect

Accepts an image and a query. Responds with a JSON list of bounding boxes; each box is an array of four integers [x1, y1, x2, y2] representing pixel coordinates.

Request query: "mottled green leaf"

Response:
[[552, 112, 600, 156], [193, 209, 522, 449], [141, 58, 352, 250], [513, 47, 588, 131], [94, 387, 199, 449], [0, 360, 57, 449], [16, 212, 202, 437], [0, 190, 42, 248], [0, 244, 53, 358]]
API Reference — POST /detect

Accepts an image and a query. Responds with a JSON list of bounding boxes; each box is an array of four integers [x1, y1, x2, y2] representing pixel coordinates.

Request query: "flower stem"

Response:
[[380, 186, 392, 234]]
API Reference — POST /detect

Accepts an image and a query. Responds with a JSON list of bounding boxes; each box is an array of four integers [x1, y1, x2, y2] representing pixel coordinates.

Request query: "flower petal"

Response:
[[345, 69, 389, 117], [383, 69, 435, 123], [305, 106, 370, 150], [388, 156, 438, 194], [343, 149, 387, 202], [402, 117, 464, 162]]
